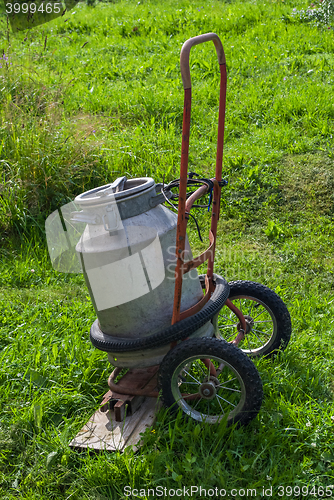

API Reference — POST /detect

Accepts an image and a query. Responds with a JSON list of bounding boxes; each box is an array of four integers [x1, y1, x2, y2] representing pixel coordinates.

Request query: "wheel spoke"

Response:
[[217, 385, 241, 393], [216, 395, 225, 414], [183, 369, 201, 385], [254, 320, 272, 324], [252, 328, 271, 337], [252, 308, 267, 321], [218, 376, 237, 385], [248, 330, 264, 343], [220, 332, 237, 343], [246, 334, 254, 353], [216, 394, 236, 407], [219, 313, 235, 322], [191, 396, 202, 412]]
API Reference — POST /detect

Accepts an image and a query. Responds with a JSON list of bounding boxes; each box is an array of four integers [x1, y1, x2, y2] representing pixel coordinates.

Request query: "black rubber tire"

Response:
[[158, 337, 263, 427], [219, 280, 291, 358], [90, 274, 229, 353]]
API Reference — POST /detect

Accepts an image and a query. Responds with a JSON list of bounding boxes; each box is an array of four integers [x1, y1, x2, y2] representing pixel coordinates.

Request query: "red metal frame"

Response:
[[171, 33, 227, 325], [106, 34, 247, 401]]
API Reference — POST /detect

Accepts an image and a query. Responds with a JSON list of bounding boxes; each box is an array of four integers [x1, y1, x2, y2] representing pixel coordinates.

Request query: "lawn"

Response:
[[0, 0, 334, 498]]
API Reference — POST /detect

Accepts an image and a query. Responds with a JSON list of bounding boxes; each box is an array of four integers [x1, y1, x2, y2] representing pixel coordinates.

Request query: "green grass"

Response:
[[1, 0, 334, 498]]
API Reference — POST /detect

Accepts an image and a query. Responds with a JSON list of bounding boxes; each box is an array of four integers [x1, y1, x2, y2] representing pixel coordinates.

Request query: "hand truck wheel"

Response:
[[218, 281, 292, 358], [158, 337, 263, 427]]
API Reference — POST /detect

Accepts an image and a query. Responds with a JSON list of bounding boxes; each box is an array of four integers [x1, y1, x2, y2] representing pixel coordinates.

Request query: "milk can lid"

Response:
[[45, 177, 157, 274], [74, 177, 155, 207]]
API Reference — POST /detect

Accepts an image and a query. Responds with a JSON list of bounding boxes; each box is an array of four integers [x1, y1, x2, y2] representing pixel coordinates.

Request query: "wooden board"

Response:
[[70, 396, 159, 452], [70, 367, 160, 452]]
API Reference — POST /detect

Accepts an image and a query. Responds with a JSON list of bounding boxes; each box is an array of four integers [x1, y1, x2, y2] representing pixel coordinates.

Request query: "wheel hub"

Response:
[[199, 381, 216, 400], [237, 315, 254, 334]]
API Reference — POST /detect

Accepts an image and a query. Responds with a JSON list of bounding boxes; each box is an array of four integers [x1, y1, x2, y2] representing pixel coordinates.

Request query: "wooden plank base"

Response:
[[70, 397, 159, 452], [69, 367, 160, 452]]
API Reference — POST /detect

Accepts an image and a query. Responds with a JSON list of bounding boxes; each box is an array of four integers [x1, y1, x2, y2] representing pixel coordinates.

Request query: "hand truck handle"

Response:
[[180, 32, 226, 90], [172, 33, 227, 325]]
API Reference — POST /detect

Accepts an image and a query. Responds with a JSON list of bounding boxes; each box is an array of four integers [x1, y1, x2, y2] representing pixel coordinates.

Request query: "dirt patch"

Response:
[[280, 153, 334, 215]]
